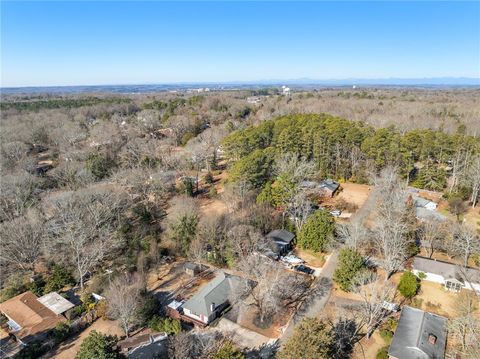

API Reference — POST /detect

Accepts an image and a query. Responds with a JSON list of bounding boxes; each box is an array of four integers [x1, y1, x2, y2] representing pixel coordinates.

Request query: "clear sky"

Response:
[[1, 1, 479, 87]]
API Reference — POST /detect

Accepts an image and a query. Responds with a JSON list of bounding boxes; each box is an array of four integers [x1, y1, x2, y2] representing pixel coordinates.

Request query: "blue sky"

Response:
[[1, 1, 479, 87]]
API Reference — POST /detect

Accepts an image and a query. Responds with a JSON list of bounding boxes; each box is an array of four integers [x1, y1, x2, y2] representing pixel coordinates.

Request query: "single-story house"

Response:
[[415, 207, 447, 222], [181, 271, 240, 326], [266, 229, 295, 257], [412, 256, 480, 293], [0, 291, 75, 344], [388, 306, 447, 359], [118, 333, 167, 359], [318, 179, 340, 197]]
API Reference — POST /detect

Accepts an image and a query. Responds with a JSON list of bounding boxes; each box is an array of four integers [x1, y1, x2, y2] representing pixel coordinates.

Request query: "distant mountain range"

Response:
[[1, 78, 479, 94]]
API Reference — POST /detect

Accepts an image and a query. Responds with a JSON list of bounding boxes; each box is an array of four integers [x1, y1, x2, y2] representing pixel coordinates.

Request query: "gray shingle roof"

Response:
[[389, 306, 447, 359], [413, 256, 480, 284], [319, 179, 340, 192], [415, 207, 446, 222], [266, 229, 295, 244], [181, 272, 240, 317]]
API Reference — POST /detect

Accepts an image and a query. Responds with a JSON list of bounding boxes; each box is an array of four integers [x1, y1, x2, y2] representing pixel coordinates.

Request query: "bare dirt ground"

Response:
[[352, 331, 387, 359], [412, 282, 466, 318], [199, 197, 227, 217], [294, 248, 326, 268], [337, 183, 372, 209], [49, 319, 124, 359]]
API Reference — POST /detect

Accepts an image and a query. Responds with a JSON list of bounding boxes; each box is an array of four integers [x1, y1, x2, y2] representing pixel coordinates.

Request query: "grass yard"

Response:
[[295, 248, 326, 268]]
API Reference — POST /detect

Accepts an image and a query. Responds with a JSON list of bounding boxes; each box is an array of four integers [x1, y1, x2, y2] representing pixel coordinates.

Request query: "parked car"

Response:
[[281, 255, 304, 267], [330, 210, 341, 217], [293, 264, 315, 275]]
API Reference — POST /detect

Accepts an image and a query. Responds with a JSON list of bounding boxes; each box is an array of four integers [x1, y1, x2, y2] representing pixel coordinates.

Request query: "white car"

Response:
[[330, 210, 342, 217]]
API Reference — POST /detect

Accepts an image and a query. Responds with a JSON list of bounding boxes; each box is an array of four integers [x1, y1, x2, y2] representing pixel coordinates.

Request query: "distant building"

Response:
[[247, 96, 261, 104], [282, 86, 291, 96], [0, 291, 75, 345], [388, 306, 447, 359], [180, 272, 241, 326], [412, 256, 480, 293]]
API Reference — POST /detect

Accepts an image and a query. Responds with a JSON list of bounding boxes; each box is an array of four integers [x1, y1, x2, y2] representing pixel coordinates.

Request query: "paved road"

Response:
[[281, 250, 339, 341], [281, 188, 377, 343]]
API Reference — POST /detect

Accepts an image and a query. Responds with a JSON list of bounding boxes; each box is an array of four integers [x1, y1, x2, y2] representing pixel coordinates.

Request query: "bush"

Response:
[[75, 331, 123, 359], [398, 271, 420, 298], [204, 172, 214, 184], [211, 341, 245, 359], [333, 248, 365, 292], [86, 152, 115, 179], [376, 346, 389, 359], [44, 265, 75, 293], [51, 322, 72, 344], [27, 276, 46, 296], [16, 342, 46, 359], [148, 316, 181, 335], [379, 329, 393, 344], [417, 271, 427, 280], [297, 210, 335, 252]]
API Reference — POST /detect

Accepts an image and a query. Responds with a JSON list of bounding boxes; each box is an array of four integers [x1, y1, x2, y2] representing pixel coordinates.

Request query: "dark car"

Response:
[[294, 264, 315, 275]]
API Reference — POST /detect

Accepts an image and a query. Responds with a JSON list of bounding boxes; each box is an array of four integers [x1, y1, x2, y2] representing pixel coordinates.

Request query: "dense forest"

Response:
[[223, 113, 480, 193]]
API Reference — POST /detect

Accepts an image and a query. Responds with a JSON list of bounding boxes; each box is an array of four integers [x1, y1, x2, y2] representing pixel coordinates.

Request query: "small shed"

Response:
[[184, 262, 204, 277]]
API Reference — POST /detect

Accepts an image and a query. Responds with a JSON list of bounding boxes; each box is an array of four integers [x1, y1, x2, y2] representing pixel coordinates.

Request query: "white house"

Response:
[[412, 256, 480, 293]]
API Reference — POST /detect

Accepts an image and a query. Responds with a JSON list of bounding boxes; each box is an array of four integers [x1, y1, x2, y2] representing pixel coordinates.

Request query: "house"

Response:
[[0, 291, 74, 344], [388, 306, 447, 359], [318, 179, 340, 197], [180, 271, 241, 326], [118, 333, 167, 359], [266, 229, 296, 257], [412, 256, 480, 293]]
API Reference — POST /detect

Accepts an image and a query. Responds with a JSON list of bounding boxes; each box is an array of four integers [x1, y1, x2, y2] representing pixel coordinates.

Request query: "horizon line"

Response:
[[2, 76, 480, 90]]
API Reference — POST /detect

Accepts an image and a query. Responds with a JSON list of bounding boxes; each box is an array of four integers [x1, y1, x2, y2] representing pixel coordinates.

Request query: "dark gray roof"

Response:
[[319, 179, 340, 192], [389, 306, 447, 359], [182, 272, 240, 317], [266, 229, 295, 244], [184, 262, 199, 270], [413, 256, 480, 284]]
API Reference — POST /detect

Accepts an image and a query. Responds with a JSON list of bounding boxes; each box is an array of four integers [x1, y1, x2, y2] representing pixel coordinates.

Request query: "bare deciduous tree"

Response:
[[418, 220, 446, 258], [463, 154, 480, 207], [371, 167, 415, 278], [336, 219, 369, 250], [106, 273, 144, 337], [446, 224, 480, 267], [351, 271, 396, 338], [235, 255, 312, 324], [46, 189, 128, 288], [0, 211, 44, 272], [448, 291, 480, 357]]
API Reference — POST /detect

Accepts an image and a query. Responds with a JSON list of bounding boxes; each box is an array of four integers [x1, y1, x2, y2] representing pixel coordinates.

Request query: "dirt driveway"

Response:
[[48, 319, 123, 359]]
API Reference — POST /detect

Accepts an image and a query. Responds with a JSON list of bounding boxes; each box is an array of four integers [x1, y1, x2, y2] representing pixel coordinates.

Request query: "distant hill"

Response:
[[1, 78, 479, 94]]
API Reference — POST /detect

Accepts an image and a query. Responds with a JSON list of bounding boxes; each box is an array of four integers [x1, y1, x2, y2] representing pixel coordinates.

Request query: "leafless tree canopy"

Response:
[[106, 273, 145, 337], [45, 188, 129, 288]]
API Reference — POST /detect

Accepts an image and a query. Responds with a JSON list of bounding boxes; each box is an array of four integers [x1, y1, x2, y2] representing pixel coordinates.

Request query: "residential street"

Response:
[[280, 250, 339, 342]]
